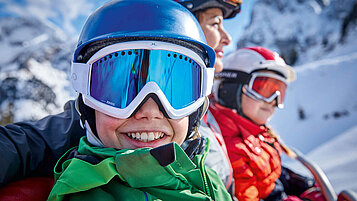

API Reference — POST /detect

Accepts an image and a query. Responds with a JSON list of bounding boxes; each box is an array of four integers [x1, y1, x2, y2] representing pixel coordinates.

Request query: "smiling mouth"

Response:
[[215, 50, 223, 57], [126, 132, 165, 142], [261, 107, 272, 112]]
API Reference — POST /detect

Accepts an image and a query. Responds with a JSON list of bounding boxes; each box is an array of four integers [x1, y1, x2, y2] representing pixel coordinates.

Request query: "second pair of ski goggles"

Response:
[[71, 41, 214, 119], [175, 0, 242, 18], [244, 72, 287, 108], [216, 70, 287, 108], [221, 0, 242, 7]]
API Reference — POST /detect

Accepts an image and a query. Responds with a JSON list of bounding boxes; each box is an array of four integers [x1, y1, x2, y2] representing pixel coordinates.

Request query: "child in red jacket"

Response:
[[210, 47, 322, 201]]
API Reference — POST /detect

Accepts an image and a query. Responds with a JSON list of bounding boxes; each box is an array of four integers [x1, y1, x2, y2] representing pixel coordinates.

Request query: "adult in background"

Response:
[[176, 0, 242, 197]]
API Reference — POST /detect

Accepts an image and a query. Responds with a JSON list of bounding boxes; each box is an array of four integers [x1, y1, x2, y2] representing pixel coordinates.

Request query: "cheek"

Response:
[[201, 27, 219, 49], [241, 96, 273, 124], [241, 95, 259, 119], [96, 113, 114, 134], [170, 117, 189, 145], [95, 111, 126, 145]]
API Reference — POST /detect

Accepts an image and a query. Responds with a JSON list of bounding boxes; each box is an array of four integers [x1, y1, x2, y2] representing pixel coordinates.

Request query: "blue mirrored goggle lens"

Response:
[[90, 49, 201, 110]]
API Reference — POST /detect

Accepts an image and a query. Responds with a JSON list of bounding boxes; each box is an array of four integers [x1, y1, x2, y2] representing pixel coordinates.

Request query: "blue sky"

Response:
[[0, 0, 256, 52], [223, 0, 257, 53]]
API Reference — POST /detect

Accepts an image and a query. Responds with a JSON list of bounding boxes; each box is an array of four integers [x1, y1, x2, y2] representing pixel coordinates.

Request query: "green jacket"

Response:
[[48, 137, 231, 201]]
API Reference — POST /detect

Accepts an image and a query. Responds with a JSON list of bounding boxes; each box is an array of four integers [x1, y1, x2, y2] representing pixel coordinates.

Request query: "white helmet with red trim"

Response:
[[222, 46, 296, 82], [213, 46, 296, 111]]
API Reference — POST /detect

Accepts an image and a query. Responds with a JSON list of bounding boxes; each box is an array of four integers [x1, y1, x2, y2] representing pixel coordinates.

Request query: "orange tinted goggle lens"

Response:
[[252, 76, 287, 103], [223, 0, 242, 6]]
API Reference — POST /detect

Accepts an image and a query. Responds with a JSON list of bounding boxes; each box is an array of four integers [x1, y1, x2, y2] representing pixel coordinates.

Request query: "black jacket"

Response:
[[0, 100, 84, 186]]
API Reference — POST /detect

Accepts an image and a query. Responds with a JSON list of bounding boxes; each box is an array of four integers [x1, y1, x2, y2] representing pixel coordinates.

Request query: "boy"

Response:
[[46, 0, 231, 200]]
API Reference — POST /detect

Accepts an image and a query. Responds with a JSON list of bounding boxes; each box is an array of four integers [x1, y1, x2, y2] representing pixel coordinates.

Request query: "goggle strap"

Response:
[[85, 121, 105, 147], [71, 62, 90, 94], [215, 70, 251, 84], [200, 97, 210, 120]]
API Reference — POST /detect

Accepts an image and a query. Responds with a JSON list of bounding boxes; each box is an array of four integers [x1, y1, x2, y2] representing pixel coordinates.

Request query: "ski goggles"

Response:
[[244, 72, 287, 108], [175, 0, 242, 17], [221, 0, 242, 7], [71, 41, 214, 119], [176, 0, 242, 7]]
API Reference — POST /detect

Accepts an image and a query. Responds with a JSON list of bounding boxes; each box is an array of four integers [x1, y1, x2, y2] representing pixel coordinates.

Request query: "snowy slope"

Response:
[[282, 125, 357, 193], [307, 125, 357, 193], [269, 49, 357, 153], [271, 51, 357, 193]]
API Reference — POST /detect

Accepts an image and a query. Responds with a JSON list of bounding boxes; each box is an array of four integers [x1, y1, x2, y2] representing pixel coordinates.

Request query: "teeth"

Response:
[[148, 132, 155, 141], [127, 132, 164, 142], [141, 132, 148, 142]]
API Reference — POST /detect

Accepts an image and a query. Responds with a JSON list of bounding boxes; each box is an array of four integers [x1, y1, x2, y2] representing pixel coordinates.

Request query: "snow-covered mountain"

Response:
[[238, 0, 357, 65], [0, 17, 76, 123]]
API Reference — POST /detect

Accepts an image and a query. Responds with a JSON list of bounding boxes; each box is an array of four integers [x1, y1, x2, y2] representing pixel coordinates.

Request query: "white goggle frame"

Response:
[[244, 72, 288, 109], [71, 40, 214, 119]]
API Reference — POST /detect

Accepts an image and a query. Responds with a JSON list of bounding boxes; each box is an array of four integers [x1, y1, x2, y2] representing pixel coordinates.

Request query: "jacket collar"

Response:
[[210, 102, 267, 139]]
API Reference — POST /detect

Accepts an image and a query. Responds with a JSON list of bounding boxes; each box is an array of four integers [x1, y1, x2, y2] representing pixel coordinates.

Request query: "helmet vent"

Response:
[[77, 55, 83, 62], [187, 3, 193, 9]]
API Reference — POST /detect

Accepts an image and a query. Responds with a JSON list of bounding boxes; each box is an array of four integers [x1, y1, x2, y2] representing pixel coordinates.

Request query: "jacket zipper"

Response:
[[200, 139, 212, 198]]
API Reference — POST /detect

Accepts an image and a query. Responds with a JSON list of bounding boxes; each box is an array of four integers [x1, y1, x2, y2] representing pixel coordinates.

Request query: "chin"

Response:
[[266, 117, 272, 122], [254, 117, 269, 125], [214, 61, 223, 73]]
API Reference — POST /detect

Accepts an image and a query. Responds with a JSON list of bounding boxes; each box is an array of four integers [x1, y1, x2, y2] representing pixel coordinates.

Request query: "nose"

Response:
[[220, 27, 232, 46], [133, 98, 164, 120], [268, 97, 281, 110], [269, 98, 277, 106]]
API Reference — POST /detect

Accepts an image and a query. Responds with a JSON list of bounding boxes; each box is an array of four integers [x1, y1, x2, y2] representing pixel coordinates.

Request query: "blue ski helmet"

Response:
[[74, 0, 215, 67], [73, 0, 216, 142]]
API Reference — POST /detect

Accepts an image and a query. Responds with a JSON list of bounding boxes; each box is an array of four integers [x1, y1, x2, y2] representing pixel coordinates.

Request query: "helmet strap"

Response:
[[85, 121, 105, 147], [186, 104, 204, 140], [186, 96, 208, 140], [235, 84, 245, 116], [77, 94, 100, 139], [182, 134, 206, 160]]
